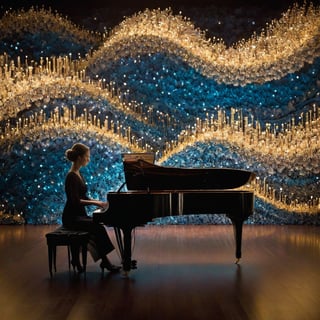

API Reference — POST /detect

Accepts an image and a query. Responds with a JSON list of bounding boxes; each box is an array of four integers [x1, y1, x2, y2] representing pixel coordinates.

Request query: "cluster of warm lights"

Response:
[[0, 7, 101, 56], [159, 107, 320, 214], [1, 84, 319, 213], [0, 3, 319, 222], [88, 3, 320, 85]]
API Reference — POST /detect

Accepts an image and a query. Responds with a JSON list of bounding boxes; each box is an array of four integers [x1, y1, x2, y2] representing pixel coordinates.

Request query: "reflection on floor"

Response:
[[0, 224, 319, 320]]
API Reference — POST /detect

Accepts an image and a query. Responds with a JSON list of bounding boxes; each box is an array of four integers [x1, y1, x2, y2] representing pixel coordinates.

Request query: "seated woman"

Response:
[[62, 142, 120, 273]]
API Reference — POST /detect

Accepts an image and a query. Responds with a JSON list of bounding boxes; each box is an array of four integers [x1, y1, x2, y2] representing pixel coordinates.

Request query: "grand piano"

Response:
[[93, 153, 256, 272]]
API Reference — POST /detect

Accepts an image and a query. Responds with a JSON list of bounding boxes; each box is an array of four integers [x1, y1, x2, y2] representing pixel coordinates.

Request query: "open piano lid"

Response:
[[122, 153, 255, 190]]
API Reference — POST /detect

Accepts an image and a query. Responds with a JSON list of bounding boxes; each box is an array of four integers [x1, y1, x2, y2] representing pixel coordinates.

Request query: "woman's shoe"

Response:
[[71, 260, 84, 274], [100, 261, 121, 273]]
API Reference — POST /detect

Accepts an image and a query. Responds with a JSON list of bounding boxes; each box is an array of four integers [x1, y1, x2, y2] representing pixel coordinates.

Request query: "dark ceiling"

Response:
[[0, 0, 313, 37], [0, 0, 305, 14]]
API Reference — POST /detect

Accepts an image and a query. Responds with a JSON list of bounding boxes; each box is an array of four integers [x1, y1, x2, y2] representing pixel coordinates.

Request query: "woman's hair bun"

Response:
[[65, 143, 89, 162]]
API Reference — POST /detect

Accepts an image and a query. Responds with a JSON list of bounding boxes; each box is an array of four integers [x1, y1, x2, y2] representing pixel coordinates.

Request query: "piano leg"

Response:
[[114, 227, 133, 273], [114, 227, 124, 255], [230, 219, 244, 264]]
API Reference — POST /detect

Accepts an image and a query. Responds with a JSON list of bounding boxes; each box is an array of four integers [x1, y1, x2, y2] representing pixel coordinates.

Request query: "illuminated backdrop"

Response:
[[0, 3, 319, 224]]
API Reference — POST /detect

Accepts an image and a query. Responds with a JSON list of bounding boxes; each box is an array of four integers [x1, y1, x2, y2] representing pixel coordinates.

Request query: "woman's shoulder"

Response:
[[66, 171, 85, 184], [66, 171, 76, 177], [66, 171, 79, 181]]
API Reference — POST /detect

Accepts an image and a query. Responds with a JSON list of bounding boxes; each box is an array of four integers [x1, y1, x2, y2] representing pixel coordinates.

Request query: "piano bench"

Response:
[[45, 227, 89, 277]]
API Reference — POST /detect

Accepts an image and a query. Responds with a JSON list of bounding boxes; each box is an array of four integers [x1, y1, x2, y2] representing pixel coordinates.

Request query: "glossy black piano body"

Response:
[[94, 158, 255, 272]]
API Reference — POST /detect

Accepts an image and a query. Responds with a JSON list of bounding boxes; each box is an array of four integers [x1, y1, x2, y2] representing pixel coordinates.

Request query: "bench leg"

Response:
[[47, 244, 53, 277], [81, 244, 88, 273], [67, 245, 71, 270], [52, 245, 57, 272]]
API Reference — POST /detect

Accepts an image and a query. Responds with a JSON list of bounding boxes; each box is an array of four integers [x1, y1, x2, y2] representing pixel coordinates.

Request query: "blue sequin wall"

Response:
[[0, 4, 319, 225]]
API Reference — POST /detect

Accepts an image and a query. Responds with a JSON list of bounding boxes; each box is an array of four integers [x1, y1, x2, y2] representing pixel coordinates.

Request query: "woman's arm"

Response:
[[80, 199, 109, 208]]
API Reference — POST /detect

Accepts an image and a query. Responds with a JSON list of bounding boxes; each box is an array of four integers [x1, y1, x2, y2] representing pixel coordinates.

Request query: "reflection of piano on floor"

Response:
[[93, 153, 256, 272]]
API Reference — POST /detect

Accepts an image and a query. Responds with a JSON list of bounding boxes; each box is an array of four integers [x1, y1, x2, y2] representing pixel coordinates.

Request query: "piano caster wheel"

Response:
[[235, 258, 240, 264], [121, 260, 138, 270]]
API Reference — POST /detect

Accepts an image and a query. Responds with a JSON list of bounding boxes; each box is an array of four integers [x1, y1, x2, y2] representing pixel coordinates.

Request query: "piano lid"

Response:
[[123, 158, 256, 191]]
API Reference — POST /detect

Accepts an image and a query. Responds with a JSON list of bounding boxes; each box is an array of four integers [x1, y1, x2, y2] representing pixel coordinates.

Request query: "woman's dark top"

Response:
[[62, 171, 89, 227]]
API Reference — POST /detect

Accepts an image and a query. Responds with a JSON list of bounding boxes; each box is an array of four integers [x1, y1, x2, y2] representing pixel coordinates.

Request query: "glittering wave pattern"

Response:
[[0, 7, 102, 60], [1, 75, 319, 165], [0, 58, 319, 216], [160, 140, 319, 214], [0, 75, 163, 126], [1, 6, 319, 122], [1, 123, 318, 226], [161, 118, 320, 177], [0, 76, 175, 151], [0, 4, 319, 224], [0, 126, 141, 224], [86, 4, 320, 85], [1, 90, 319, 217]]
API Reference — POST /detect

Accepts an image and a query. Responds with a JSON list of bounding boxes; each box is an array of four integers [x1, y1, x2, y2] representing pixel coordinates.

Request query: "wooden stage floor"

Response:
[[0, 224, 319, 320]]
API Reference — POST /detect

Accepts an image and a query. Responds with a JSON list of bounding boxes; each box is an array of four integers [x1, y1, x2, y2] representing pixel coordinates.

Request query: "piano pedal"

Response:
[[131, 259, 137, 269]]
